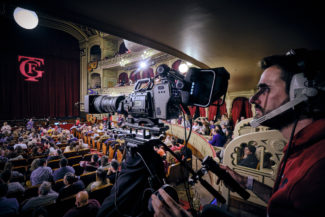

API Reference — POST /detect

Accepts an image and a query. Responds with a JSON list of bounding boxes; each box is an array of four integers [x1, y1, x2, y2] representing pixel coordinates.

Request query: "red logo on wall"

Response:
[[18, 56, 44, 82]]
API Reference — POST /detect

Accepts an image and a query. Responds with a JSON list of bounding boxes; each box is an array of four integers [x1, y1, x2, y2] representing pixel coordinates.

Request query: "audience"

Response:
[[238, 144, 259, 169], [53, 158, 75, 181], [80, 154, 99, 173], [0, 178, 19, 217], [107, 159, 119, 184], [63, 191, 100, 217], [208, 128, 225, 147], [99, 155, 109, 169], [86, 168, 110, 192], [30, 158, 53, 186], [0, 170, 25, 195], [21, 181, 58, 213], [57, 172, 85, 201]]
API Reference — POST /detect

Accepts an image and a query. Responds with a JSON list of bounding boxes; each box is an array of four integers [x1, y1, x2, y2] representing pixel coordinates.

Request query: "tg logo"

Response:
[[18, 55, 45, 82]]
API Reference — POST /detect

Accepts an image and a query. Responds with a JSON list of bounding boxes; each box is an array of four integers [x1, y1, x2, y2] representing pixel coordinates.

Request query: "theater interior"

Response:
[[0, 1, 324, 217]]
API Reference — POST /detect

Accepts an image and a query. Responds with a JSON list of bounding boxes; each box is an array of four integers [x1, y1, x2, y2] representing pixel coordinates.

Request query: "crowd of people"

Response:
[[0, 119, 121, 217]]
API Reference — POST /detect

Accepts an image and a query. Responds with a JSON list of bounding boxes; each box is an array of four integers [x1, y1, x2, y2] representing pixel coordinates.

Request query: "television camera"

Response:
[[84, 64, 230, 129], [85, 65, 249, 217]]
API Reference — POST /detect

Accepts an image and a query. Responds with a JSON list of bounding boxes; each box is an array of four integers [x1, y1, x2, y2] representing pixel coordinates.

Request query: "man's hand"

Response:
[[151, 189, 193, 217]]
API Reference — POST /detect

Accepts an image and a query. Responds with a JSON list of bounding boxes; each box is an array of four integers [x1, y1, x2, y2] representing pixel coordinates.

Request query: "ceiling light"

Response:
[[13, 7, 39, 29], [139, 61, 147, 69], [179, 63, 189, 73]]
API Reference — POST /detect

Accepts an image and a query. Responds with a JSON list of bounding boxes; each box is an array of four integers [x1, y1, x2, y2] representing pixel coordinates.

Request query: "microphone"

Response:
[[250, 87, 317, 128]]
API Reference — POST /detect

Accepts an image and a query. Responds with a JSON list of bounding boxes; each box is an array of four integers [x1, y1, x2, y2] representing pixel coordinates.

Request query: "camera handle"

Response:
[[152, 139, 228, 204]]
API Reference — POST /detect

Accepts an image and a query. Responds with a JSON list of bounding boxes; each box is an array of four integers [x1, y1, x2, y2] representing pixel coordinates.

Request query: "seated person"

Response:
[[0, 178, 19, 217], [57, 172, 85, 201], [238, 144, 259, 169], [99, 156, 109, 169], [3, 161, 24, 181], [53, 158, 75, 181], [0, 170, 25, 195], [180, 146, 192, 161], [30, 158, 53, 186], [80, 154, 99, 173], [64, 141, 78, 153], [14, 137, 27, 150], [63, 191, 100, 217], [107, 159, 119, 185], [154, 145, 166, 158], [21, 181, 58, 213], [85, 168, 110, 192], [47, 149, 63, 161], [208, 128, 225, 147], [78, 139, 88, 149]]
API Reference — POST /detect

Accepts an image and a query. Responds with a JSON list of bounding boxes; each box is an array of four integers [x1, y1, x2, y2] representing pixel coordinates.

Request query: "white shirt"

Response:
[[14, 143, 27, 149]]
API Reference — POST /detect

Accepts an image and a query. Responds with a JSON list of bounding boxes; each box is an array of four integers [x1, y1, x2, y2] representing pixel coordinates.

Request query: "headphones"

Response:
[[250, 48, 324, 128]]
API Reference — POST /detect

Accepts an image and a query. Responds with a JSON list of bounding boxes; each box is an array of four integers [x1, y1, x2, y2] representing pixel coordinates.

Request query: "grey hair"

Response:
[[39, 181, 51, 195]]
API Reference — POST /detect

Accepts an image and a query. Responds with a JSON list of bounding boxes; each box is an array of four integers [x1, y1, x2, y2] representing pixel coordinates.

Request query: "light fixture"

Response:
[[179, 63, 189, 73], [13, 7, 39, 29], [139, 61, 147, 69]]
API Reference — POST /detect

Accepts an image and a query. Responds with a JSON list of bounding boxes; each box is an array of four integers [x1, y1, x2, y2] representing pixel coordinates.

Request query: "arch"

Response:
[[129, 70, 141, 83], [172, 59, 182, 71], [90, 73, 101, 88], [231, 97, 252, 126], [118, 72, 129, 84], [90, 45, 101, 61], [142, 68, 154, 79]]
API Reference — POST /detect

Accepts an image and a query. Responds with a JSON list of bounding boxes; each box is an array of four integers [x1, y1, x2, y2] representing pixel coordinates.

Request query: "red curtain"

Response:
[[118, 72, 129, 83], [0, 18, 80, 120], [142, 68, 154, 78], [208, 99, 227, 121], [188, 106, 196, 117], [231, 97, 252, 125], [172, 60, 182, 71], [245, 101, 253, 118], [130, 70, 141, 83], [199, 107, 206, 117]]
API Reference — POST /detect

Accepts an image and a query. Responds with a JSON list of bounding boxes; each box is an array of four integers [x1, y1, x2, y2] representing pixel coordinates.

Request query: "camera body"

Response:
[[85, 65, 230, 122]]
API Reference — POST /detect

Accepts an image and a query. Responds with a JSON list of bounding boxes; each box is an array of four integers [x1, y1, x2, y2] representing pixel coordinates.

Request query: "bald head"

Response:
[[75, 191, 88, 207]]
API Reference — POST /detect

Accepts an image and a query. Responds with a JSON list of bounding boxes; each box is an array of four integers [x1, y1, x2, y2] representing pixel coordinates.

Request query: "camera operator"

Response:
[[152, 49, 325, 217]]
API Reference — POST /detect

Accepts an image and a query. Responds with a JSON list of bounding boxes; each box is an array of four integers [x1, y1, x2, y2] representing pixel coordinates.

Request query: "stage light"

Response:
[[139, 61, 147, 69], [13, 7, 39, 29], [179, 63, 189, 73]]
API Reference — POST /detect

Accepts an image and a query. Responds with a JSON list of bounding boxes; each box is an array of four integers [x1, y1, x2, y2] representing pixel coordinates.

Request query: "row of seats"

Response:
[[19, 184, 113, 217], [73, 129, 124, 163], [7, 164, 98, 204]]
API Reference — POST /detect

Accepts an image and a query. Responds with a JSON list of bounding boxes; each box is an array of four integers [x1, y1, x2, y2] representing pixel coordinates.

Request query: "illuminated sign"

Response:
[[18, 55, 44, 82]]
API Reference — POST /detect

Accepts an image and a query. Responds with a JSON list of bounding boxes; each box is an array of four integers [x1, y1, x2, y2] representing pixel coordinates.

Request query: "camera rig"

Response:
[[85, 65, 248, 216], [100, 122, 250, 217]]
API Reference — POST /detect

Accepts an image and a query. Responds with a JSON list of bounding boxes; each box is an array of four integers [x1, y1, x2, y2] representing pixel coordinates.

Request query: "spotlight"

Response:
[[13, 7, 39, 29], [139, 61, 147, 69], [179, 63, 189, 73]]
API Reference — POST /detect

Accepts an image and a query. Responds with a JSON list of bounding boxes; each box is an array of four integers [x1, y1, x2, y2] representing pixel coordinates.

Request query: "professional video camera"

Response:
[[91, 65, 234, 217], [85, 64, 230, 125]]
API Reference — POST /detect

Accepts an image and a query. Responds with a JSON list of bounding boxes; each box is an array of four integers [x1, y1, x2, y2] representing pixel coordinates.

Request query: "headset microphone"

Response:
[[250, 73, 318, 128]]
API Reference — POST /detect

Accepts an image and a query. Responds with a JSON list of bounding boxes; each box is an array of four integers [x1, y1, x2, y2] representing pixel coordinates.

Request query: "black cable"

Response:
[[272, 118, 299, 193]]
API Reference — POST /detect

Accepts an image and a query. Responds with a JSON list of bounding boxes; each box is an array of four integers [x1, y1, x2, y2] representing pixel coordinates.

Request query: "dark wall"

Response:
[[0, 16, 80, 120]]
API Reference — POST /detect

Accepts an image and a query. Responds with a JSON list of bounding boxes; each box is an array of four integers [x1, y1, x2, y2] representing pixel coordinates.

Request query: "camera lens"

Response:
[[93, 95, 125, 113]]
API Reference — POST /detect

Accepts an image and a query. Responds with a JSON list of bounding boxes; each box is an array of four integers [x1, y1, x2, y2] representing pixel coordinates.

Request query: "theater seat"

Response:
[[68, 155, 83, 166], [47, 159, 60, 169], [89, 184, 113, 204], [80, 171, 97, 186], [53, 179, 65, 192], [72, 164, 84, 176]]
